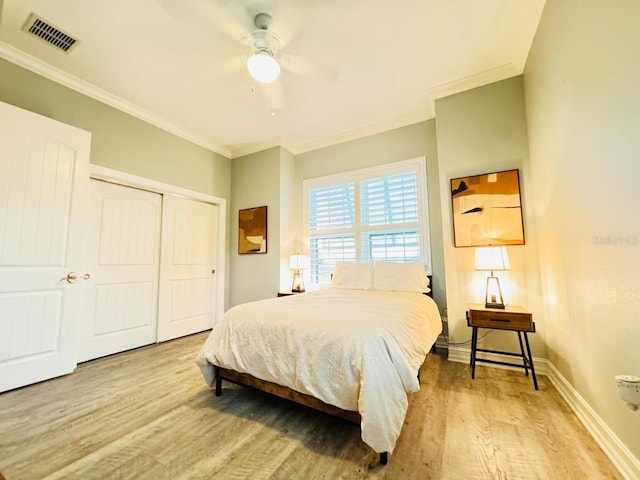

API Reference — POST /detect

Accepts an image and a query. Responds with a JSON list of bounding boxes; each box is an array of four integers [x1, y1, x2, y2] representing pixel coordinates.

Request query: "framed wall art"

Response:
[[238, 205, 268, 254], [450, 169, 525, 247]]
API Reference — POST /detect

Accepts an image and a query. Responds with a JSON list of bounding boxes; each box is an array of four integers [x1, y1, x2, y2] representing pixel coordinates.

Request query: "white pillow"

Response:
[[373, 262, 429, 293], [330, 262, 374, 290]]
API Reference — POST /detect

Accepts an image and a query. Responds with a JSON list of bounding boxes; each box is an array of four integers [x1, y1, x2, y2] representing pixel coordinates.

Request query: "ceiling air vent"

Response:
[[22, 13, 77, 53]]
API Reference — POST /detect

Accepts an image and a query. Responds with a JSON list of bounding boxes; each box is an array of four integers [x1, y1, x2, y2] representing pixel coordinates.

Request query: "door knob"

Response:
[[60, 272, 78, 284]]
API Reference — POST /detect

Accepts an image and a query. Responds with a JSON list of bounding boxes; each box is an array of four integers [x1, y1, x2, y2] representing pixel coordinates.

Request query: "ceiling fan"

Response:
[[157, 1, 338, 112], [242, 11, 339, 115], [240, 11, 302, 114]]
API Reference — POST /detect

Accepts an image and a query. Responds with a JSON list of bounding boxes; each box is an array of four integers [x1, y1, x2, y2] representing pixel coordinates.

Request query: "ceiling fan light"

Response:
[[247, 52, 281, 83]]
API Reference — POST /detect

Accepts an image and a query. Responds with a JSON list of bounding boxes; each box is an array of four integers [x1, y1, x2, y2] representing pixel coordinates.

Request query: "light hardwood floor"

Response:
[[0, 332, 621, 479]]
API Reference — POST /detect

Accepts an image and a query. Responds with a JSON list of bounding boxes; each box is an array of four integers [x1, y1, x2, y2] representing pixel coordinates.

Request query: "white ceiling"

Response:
[[0, 0, 545, 158]]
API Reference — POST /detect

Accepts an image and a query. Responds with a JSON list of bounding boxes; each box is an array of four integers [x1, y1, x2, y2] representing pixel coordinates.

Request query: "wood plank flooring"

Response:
[[0, 332, 621, 479]]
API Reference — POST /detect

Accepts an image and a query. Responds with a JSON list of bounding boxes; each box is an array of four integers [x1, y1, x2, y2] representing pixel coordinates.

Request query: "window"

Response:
[[303, 158, 430, 284]]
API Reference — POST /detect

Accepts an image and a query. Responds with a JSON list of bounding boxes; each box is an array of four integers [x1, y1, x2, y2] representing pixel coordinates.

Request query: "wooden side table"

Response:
[[277, 291, 300, 297], [466, 304, 538, 390]]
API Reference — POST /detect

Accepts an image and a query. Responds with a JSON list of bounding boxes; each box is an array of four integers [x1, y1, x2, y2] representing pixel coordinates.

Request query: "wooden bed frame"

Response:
[[213, 276, 434, 466]]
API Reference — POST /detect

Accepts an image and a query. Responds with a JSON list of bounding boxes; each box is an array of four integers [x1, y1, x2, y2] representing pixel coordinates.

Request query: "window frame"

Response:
[[302, 157, 431, 285]]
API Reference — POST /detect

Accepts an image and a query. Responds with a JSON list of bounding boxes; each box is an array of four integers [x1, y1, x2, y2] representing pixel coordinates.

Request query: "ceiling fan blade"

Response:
[[156, 0, 251, 44], [217, 54, 247, 75], [284, 54, 340, 84]]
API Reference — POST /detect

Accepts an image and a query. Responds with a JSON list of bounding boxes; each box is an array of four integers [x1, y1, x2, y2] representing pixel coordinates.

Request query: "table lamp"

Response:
[[474, 246, 510, 309], [289, 254, 308, 293]]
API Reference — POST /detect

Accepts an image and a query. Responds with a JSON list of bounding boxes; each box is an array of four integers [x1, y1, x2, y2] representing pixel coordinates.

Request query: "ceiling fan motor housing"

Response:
[[250, 13, 280, 59], [254, 13, 272, 30]]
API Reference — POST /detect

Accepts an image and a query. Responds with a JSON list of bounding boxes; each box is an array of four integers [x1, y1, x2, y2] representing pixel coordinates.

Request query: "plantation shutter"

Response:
[[360, 171, 418, 226], [304, 159, 428, 285], [360, 171, 420, 262], [308, 182, 356, 283]]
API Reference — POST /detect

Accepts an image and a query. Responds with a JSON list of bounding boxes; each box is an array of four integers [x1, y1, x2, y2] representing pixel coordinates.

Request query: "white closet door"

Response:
[[157, 195, 218, 342], [0, 101, 90, 392], [78, 180, 161, 362]]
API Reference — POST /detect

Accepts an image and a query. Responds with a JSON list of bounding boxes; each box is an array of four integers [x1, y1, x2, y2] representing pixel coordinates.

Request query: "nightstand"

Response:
[[466, 303, 538, 390], [277, 291, 300, 297]]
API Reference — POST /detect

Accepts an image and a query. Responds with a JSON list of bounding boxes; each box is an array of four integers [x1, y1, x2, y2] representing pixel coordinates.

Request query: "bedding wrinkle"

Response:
[[195, 288, 442, 453]]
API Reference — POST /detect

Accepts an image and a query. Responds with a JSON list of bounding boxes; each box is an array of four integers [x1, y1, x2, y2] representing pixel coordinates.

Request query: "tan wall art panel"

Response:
[[238, 205, 268, 254], [450, 169, 525, 247]]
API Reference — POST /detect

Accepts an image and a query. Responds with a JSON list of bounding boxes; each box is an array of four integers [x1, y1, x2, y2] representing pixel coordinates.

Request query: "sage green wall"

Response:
[[230, 147, 282, 306], [279, 147, 297, 291], [0, 58, 230, 198], [0, 57, 233, 308], [434, 76, 545, 358], [294, 120, 446, 310], [524, 0, 640, 465]]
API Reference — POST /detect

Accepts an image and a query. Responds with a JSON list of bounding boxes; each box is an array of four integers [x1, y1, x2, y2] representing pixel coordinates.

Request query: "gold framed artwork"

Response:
[[238, 206, 268, 254], [450, 169, 525, 247]]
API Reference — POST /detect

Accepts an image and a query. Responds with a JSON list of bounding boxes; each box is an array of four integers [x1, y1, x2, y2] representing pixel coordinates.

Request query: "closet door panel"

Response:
[[158, 195, 218, 342], [78, 180, 161, 362]]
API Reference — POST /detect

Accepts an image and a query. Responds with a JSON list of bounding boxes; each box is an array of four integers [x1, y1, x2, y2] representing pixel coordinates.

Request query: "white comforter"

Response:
[[195, 288, 442, 453]]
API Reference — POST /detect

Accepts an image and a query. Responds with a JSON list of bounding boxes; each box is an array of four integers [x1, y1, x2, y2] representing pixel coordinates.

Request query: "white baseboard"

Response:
[[446, 346, 470, 364], [446, 347, 640, 479], [447, 345, 548, 376], [544, 361, 640, 480]]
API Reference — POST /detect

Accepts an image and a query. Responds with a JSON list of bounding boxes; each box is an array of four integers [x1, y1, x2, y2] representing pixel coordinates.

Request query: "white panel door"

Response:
[[0, 101, 90, 392], [78, 180, 162, 362], [157, 195, 217, 342]]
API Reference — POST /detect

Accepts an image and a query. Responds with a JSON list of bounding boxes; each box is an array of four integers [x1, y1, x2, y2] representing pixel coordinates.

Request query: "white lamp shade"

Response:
[[289, 254, 308, 270], [247, 52, 281, 83], [474, 246, 510, 271]]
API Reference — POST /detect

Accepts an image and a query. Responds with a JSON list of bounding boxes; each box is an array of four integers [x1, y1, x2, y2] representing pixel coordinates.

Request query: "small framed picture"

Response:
[[238, 206, 267, 254]]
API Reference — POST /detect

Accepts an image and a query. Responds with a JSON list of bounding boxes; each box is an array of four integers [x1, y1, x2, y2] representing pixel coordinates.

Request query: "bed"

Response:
[[195, 262, 442, 465]]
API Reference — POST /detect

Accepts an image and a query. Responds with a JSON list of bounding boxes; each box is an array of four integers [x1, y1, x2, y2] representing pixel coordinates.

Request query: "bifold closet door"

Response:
[[78, 179, 162, 363], [157, 195, 218, 342], [0, 101, 90, 392]]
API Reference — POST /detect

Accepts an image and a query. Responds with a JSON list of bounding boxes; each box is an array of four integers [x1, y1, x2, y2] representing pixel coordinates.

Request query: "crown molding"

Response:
[[231, 107, 435, 158], [291, 108, 434, 156], [0, 40, 523, 161], [229, 137, 284, 159], [230, 64, 522, 157], [0, 41, 232, 158], [426, 63, 521, 101]]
